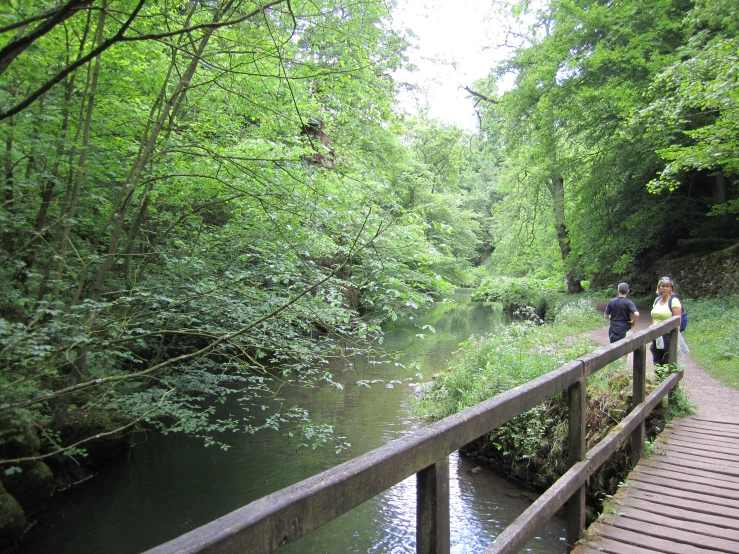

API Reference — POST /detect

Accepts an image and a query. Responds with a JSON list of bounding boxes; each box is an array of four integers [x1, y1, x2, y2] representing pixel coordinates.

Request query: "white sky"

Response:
[[392, 0, 512, 131]]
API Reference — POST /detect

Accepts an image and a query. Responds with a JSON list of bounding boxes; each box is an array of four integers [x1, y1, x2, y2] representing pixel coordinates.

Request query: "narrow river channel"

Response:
[[17, 291, 567, 554]]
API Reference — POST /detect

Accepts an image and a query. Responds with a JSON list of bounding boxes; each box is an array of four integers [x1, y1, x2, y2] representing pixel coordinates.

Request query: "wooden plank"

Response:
[[628, 471, 739, 500], [645, 453, 739, 478], [628, 480, 739, 509], [632, 466, 739, 493], [568, 375, 587, 549], [664, 432, 739, 452], [665, 437, 739, 457], [580, 535, 665, 554], [600, 514, 739, 553], [628, 489, 739, 519], [674, 420, 739, 436], [661, 443, 739, 464], [691, 415, 739, 426], [417, 458, 450, 554], [639, 458, 739, 486], [654, 451, 739, 474], [668, 427, 739, 446], [613, 505, 739, 544], [589, 521, 721, 553], [614, 497, 739, 532]]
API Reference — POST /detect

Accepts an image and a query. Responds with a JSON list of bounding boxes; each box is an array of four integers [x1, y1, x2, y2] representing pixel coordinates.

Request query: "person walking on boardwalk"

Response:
[[604, 282, 639, 344], [650, 276, 682, 366]]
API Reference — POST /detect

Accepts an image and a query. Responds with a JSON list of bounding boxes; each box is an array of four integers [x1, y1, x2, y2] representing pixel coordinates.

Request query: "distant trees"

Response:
[[470, 0, 739, 287]]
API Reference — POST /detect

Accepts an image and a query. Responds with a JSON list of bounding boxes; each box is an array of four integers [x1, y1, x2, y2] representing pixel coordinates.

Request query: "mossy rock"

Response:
[[0, 480, 26, 548], [61, 410, 131, 467], [2, 461, 54, 508], [0, 421, 41, 459]]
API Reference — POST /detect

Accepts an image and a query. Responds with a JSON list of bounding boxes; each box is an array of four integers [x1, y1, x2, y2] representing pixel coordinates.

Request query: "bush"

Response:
[[472, 275, 565, 318]]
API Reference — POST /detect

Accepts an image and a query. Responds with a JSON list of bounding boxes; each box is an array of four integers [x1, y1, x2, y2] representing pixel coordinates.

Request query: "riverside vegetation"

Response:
[[2, 0, 739, 548], [415, 277, 702, 519]]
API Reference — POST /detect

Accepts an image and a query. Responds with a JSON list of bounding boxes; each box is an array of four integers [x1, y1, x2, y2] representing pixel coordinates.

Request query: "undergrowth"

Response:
[[413, 296, 670, 512]]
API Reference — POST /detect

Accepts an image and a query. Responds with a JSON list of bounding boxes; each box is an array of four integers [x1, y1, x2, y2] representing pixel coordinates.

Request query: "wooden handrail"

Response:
[[144, 316, 682, 554]]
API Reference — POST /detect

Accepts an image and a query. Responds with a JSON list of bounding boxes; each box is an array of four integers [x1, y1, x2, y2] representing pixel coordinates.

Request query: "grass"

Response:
[[682, 295, 739, 390]]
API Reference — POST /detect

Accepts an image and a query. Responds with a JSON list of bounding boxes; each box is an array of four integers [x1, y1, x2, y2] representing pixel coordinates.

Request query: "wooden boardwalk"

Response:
[[574, 415, 739, 554]]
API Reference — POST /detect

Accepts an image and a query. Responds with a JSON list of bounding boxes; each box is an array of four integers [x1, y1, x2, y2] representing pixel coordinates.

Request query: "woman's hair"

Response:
[[656, 276, 676, 295]]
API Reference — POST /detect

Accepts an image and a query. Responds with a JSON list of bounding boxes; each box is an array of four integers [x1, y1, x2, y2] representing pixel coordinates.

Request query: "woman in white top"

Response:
[[650, 276, 682, 366]]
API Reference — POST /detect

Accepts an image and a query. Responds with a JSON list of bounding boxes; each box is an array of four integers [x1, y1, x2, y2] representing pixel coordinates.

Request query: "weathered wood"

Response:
[[612, 497, 739, 532], [599, 514, 739, 554], [589, 521, 720, 553], [630, 345, 647, 468], [612, 505, 739, 544], [632, 465, 739, 492], [581, 535, 664, 554], [628, 480, 739, 509], [567, 374, 587, 550], [638, 457, 739, 486], [417, 458, 450, 554], [660, 443, 739, 463], [664, 436, 739, 457], [627, 488, 739, 519], [630, 468, 739, 497]]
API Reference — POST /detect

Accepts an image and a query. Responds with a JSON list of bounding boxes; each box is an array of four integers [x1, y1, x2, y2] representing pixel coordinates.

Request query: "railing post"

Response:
[[417, 457, 450, 554], [630, 345, 647, 467], [667, 326, 679, 406], [566, 370, 586, 550]]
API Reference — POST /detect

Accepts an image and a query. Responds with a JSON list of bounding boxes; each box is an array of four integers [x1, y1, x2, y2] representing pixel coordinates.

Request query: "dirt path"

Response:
[[588, 302, 739, 418]]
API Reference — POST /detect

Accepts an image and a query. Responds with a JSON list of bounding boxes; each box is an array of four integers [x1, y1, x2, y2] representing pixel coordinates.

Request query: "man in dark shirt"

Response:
[[604, 282, 639, 343]]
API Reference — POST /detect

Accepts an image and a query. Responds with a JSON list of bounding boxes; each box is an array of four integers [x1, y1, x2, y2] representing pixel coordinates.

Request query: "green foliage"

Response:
[[0, 0, 481, 462], [472, 275, 565, 316], [414, 297, 633, 490], [681, 295, 739, 389]]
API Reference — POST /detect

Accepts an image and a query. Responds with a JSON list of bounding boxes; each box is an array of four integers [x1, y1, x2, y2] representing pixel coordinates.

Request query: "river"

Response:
[[16, 291, 567, 554]]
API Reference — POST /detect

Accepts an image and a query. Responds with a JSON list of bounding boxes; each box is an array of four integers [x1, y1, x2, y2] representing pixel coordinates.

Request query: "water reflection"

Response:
[[17, 291, 566, 554]]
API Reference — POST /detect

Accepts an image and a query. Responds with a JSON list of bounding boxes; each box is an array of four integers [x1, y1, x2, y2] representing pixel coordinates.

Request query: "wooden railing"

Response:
[[145, 316, 682, 554]]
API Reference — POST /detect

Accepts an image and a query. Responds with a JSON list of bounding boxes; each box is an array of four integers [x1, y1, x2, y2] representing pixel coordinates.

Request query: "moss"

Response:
[[61, 410, 132, 467], [0, 481, 26, 548], [2, 462, 54, 507]]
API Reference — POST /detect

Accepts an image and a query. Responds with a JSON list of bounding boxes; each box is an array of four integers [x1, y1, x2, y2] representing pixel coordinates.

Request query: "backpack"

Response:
[[653, 295, 688, 332]]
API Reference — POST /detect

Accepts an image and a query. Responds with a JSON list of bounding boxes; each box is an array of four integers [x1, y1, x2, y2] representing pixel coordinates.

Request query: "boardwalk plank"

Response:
[[628, 471, 739, 499], [633, 466, 739, 493], [666, 437, 739, 457], [629, 480, 739, 509], [589, 522, 724, 553], [628, 487, 739, 519], [661, 443, 739, 463], [613, 497, 739, 532], [653, 450, 739, 473], [691, 415, 739, 426], [639, 458, 739, 486], [645, 453, 739, 477], [600, 514, 739, 553], [669, 427, 739, 445], [674, 420, 739, 436], [664, 432, 739, 452], [580, 536, 666, 554], [612, 505, 739, 544]]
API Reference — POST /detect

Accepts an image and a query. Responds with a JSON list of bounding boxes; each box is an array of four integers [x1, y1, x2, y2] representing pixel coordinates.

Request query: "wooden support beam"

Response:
[[417, 457, 450, 554], [630, 345, 647, 467], [567, 373, 587, 550]]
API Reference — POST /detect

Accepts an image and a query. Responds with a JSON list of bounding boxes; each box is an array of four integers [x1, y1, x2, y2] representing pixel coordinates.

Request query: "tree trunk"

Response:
[[550, 173, 582, 294]]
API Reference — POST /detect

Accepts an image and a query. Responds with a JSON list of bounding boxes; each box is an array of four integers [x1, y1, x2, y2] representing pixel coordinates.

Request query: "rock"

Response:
[[385, 383, 394, 389], [3, 461, 54, 507], [469, 466, 482, 474], [0, 481, 26, 548]]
